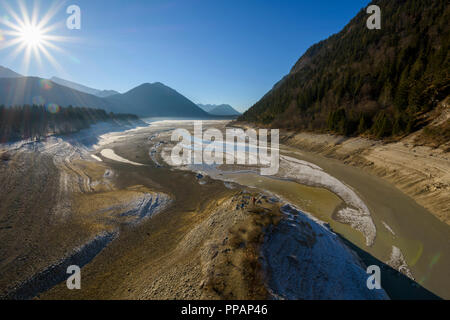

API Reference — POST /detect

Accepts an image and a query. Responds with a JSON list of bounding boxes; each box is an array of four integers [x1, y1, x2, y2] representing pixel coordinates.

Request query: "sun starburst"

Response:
[[0, 0, 73, 74], [19, 24, 44, 47]]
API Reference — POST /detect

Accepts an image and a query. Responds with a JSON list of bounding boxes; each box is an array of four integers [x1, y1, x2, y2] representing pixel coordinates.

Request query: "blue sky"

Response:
[[0, 0, 370, 112]]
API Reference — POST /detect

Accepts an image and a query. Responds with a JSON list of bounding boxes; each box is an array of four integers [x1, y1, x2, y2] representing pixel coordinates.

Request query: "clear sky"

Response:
[[0, 0, 370, 112]]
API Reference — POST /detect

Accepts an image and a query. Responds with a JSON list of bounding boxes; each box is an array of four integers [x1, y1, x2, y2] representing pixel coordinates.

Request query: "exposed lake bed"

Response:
[[1, 119, 448, 300]]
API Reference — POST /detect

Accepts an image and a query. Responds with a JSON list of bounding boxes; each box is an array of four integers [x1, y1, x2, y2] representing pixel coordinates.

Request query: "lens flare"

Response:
[[0, 0, 74, 74], [39, 79, 53, 90], [46, 103, 60, 114]]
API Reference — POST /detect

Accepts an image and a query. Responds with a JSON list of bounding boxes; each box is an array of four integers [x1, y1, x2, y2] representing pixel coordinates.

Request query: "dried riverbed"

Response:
[[1, 120, 448, 300]]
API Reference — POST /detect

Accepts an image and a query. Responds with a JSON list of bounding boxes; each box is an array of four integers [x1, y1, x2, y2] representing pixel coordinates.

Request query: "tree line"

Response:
[[0, 105, 138, 143]]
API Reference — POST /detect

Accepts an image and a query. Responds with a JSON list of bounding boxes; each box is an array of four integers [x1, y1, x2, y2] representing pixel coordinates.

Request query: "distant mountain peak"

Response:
[[198, 103, 241, 116], [107, 82, 209, 118], [0, 67, 228, 119], [50, 76, 120, 98], [0, 76, 111, 110]]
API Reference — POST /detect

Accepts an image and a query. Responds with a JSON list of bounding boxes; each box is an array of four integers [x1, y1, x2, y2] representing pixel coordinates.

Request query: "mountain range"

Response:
[[50, 77, 120, 98], [239, 0, 449, 142], [106, 82, 208, 117], [0, 68, 210, 118], [0, 77, 111, 110], [197, 104, 241, 116]]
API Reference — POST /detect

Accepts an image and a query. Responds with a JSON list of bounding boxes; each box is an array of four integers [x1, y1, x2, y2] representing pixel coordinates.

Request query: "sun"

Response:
[[0, 0, 73, 73], [19, 24, 44, 48]]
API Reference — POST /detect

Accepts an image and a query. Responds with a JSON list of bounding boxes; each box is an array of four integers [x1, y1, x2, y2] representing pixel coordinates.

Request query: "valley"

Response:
[[1, 120, 447, 300]]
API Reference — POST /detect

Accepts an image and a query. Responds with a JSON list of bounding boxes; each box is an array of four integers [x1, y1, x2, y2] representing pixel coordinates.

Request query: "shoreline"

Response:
[[277, 129, 450, 226]]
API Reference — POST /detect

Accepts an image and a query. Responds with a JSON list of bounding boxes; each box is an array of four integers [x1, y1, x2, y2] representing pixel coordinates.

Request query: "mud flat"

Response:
[[0, 121, 171, 299], [40, 163, 239, 299], [39, 121, 369, 300], [2, 119, 448, 300], [3, 232, 117, 300]]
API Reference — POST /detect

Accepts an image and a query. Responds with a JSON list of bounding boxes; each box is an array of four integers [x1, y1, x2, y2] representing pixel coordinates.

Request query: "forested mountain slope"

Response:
[[240, 0, 449, 141]]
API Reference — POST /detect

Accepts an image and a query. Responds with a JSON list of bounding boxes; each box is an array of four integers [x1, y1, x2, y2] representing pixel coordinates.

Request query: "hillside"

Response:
[[51, 77, 119, 98], [198, 104, 241, 116], [0, 77, 111, 110], [0, 66, 23, 78], [0, 105, 138, 143], [239, 0, 449, 142], [0, 76, 210, 118], [106, 82, 210, 118]]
